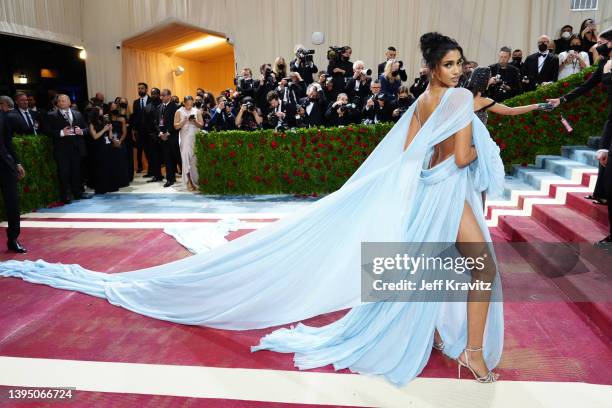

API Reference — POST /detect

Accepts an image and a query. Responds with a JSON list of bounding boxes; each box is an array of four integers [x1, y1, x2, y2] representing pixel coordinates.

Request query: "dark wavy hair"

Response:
[[419, 32, 464, 72], [465, 67, 492, 96]]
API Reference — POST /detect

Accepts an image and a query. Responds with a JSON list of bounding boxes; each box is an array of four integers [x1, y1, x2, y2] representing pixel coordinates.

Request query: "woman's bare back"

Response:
[[404, 90, 455, 169]]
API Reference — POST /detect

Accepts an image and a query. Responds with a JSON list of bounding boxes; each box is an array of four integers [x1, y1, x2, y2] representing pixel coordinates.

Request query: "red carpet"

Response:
[[1, 226, 611, 386]]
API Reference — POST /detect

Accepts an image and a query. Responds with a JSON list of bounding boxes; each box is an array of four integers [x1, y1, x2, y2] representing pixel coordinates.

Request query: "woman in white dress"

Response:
[[558, 35, 590, 80], [174, 96, 203, 191]]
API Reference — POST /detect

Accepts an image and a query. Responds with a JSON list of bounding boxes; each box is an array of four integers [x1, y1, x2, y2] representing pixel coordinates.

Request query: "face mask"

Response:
[[391, 70, 399, 76], [570, 45, 581, 52], [119, 102, 128, 109], [194, 101, 202, 108], [561, 31, 571, 39], [138, 90, 146, 97], [111, 109, 119, 115], [538, 43, 548, 52], [278, 64, 285, 68], [595, 43, 610, 57], [512, 57, 522, 64]]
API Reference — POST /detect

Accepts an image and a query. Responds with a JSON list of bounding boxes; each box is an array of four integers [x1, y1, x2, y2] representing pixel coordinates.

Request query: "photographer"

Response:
[[273, 57, 288, 81], [379, 59, 403, 101], [255, 63, 277, 111], [235, 96, 263, 131], [362, 81, 393, 124], [377, 46, 408, 81], [558, 35, 590, 80], [327, 46, 353, 93], [345, 60, 372, 109], [209, 95, 237, 131], [579, 18, 599, 64], [290, 45, 318, 85], [276, 73, 304, 108], [235, 67, 257, 99], [410, 66, 429, 99], [325, 93, 358, 126], [265, 90, 295, 130], [297, 83, 327, 127], [318, 72, 339, 105], [391, 86, 415, 122], [488, 47, 521, 101]]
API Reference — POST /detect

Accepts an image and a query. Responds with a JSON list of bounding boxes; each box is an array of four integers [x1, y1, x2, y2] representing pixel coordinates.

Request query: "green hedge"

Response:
[[196, 123, 394, 194], [486, 65, 608, 168], [0, 135, 60, 221]]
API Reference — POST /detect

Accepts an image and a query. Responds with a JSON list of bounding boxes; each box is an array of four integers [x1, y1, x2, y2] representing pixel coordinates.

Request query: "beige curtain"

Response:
[[121, 47, 235, 102], [1, 0, 611, 99]]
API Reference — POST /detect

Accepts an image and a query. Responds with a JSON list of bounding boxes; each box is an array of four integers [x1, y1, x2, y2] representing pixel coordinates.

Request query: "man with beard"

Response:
[[130, 82, 151, 174]]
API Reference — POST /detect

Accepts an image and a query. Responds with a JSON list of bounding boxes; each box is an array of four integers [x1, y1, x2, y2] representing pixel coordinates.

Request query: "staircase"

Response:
[[486, 138, 611, 341]]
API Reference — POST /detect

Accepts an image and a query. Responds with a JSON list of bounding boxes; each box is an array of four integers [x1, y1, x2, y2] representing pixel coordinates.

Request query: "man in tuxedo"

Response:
[[0, 109, 27, 252], [265, 91, 296, 129], [290, 45, 318, 85], [7, 93, 41, 135], [143, 88, 163, 182], [155, 89, 179, 187], [522, 35, 559, 92], [298, 83, 327, 127], [362, 80, 393, 123], [377, 46, 408, 81], [325, 93, 359, 126], [327, 47, 353, 94], [130, 82, 151, 174], [44, 94, 91, 204]]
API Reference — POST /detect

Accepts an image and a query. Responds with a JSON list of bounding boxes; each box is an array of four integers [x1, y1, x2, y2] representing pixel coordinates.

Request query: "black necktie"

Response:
[[24, 111, 33, 130]]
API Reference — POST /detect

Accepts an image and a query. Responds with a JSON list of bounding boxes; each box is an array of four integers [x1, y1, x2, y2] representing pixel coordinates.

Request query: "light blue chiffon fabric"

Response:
[[0, 87, 504, 385]]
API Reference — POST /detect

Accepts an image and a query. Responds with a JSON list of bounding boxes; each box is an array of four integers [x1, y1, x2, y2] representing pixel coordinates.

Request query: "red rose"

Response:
[[563, 82, 569, 87], [209, 143, 216, 149], [248, 143, 254, 149], [227, 180, 235, 187], [298, 159, 305, 165], [23, 185, 30, 193], [271, 140, 278, 149], [229, 150, 236, 158]]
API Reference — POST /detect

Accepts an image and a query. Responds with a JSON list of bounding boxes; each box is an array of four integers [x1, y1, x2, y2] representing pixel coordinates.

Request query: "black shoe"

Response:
[[75, 192, 93, 200], [163, 181, 175, 188], [8, 240, 27, 253], [594, 235, 612, 248], [147, 176, 163, 183]]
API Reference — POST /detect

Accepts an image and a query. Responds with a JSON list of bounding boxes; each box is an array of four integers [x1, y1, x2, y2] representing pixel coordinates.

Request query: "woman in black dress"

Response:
[[87, 107, 115, 194], [108, 102, 129, 189]]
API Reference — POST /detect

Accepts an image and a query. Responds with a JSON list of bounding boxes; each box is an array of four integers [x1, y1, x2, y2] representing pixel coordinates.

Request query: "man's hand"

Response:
[[393, 108, 400, 117], [74, 126, 83, 135], [597, 150, 608, 167], [546, 98, 561, 108], [160, 132, 169, 141], [16, 164, 25, 180], [276, 111, 285, 119]]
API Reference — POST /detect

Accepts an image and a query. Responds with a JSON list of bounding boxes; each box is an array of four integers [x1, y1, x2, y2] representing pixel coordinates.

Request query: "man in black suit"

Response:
[[7, 93, 41, 136], [488, 47, 522, 101], [377, 46, 408, 81], [0, 110, 27, 252], [265, 91, 296, 129], [143, 88, 163, 182], [522, 35, 559, 92], [155, 89, 179, 187], [327, 46, 353, 94], [345, 61, 372, 109], [298, 83, 327, 127], [130, 82, 151, 174], [44, 94, 91, 203]]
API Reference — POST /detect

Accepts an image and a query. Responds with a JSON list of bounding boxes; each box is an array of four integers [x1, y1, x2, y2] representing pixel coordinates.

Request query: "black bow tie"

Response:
[[539, 53, 548, 57]]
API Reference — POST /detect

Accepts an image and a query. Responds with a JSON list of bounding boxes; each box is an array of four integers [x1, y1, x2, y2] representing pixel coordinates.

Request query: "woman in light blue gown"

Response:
[[0, 33, 504, 385]]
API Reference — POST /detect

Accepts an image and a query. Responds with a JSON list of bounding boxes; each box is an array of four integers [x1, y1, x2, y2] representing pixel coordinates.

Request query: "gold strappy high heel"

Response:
[[457, 347, 498, 383]]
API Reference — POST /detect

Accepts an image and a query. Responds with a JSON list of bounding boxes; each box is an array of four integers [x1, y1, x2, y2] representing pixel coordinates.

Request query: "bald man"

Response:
[[522, 34, 559, 91]]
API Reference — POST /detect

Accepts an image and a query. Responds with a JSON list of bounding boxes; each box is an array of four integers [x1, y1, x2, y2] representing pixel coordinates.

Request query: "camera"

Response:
[[339, 103, 356, 114], [296, 48, 315, 65], [327, 46, 344, 62], [189, 114, 196, 121], [102, 114, 112, 125], [243, 102, 255, 112]]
